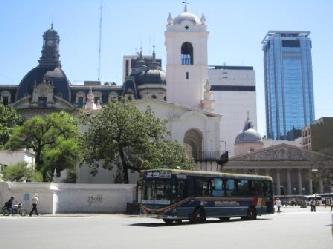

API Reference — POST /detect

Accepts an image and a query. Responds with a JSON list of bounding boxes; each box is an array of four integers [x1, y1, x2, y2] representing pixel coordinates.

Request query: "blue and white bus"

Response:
[[140, 169, 274, 224]]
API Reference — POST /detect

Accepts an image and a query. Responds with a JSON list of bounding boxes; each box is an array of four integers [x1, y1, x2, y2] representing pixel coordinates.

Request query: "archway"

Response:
[[183, 128, 203, 160], [181, 42, 193, 65]]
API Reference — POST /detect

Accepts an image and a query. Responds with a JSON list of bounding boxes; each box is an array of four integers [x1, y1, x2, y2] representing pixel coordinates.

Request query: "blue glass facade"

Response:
[[262, 31, 315, 140]]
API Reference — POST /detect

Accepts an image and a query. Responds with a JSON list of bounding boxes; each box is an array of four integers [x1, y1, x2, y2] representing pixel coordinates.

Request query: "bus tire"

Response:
[[190, 207, 206, 223], [163, 219, 173, 225], [247, 207, 257, 220]]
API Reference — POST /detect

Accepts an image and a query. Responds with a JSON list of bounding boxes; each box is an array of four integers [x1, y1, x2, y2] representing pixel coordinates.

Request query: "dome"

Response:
[[173, 11, 201, 25], [16, 66, 71, 101], [235, 128, 262, 144], [136, 69, 166, 86], [235, 113, 262, 145]]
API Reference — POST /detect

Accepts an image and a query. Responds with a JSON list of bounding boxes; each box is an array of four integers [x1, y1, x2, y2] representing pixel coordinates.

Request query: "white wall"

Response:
[[0, 182, 136, 214], [0, 150, 35, 168], [208, 67, 257, 157]]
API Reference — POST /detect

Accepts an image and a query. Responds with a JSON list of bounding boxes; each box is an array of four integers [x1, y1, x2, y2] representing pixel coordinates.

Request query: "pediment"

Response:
[[231, 143, 331, 162]]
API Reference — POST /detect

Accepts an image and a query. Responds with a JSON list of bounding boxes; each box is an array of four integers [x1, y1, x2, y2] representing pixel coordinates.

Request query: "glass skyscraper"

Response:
[[262, 31, 315, 140]]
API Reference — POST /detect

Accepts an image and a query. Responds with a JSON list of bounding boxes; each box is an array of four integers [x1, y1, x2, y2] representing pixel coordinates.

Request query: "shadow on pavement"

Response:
[[129, 217, 271, 227]]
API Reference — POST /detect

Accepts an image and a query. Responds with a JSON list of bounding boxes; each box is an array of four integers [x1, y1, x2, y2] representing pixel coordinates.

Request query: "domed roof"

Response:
[[235, 113, 262, 145], [136, 69, 166, 85], [16, 66, 71, 101], [173, 11, 201, 25], [235, 128, 262, 144]]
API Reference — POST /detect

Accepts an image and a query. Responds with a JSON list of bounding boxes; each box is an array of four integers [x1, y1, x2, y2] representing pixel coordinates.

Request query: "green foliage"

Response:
[[0, 104, 23, 147], [5, 111, 80, 182], [81, 102, 193, 183], [2, 162, 42, 182]]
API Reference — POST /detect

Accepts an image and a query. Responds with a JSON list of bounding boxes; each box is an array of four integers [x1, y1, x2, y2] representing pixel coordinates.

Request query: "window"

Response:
[[94, 97, 100, 103], [181, 42, 193, 65], [38, 97, 47, 108], [78, 97, 84, 107], [237, 179, 250, 196], [195, 178, 212, 197], [225, 179, 236, 196], [186, 72, 189, 79], [211, 178, 224, 197], [151, 95, 157, 99], [2, 96, 9, 106]]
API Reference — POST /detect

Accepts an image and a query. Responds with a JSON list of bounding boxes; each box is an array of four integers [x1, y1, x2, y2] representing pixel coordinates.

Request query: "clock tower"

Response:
[[38, 24, 61, 67], [165, 6, 209, 109]]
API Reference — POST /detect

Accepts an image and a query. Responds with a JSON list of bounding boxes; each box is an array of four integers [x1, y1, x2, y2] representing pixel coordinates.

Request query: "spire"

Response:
[[51, 22, 53, 30], [182, 1, 188, 12], [151, 45, 160, 70], [243, 111, 253, 131], [200, 13, 206, 24], [167, 13, 173, 25]]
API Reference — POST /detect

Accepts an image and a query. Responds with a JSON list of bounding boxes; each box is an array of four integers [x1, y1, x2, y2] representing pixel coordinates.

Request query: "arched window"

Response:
[[181, 42, 193, 65], [183, 128, 203, 160]]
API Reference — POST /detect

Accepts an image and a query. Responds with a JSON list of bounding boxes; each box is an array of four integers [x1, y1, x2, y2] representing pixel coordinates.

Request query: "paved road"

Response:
[[0, 207, 332, 249]]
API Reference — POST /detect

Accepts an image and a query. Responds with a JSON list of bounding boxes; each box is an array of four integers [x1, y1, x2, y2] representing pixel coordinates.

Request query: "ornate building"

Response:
[[0, 25, 165, 118], [225, 143, 333, 195]]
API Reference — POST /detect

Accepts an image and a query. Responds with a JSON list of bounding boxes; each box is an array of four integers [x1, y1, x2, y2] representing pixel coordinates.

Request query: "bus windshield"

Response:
[[143, 179, 171, 204]]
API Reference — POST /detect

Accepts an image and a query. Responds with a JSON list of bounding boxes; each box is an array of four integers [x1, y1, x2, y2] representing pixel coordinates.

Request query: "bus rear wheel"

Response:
[[190, 208, 206, 223]]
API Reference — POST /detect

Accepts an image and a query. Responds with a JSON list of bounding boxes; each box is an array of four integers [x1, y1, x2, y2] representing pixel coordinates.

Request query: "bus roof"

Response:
[[142, 168, 272, 181]]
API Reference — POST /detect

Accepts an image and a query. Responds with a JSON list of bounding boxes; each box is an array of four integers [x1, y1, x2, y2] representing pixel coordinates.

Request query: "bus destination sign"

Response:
[[145, 171, 172, 179]]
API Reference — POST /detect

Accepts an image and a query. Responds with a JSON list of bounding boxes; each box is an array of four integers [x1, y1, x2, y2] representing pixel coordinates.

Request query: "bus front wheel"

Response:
[[190, 208, 206, 223]]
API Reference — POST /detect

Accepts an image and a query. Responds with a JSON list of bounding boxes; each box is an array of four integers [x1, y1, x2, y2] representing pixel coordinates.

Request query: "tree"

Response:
[[2, 162, 42, 182], [0, 104, 23, 147], [6, 111, 79, 181], [81, 102, 193, 183]]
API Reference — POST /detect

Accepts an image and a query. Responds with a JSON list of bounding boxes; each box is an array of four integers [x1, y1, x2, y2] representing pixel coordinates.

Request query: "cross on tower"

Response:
[[182, 1, 189, 12]]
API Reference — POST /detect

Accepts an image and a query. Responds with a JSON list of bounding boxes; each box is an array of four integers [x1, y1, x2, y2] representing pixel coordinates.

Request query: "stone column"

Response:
[[298, 168, 303, 195], [287, 169, 292, 195], [276, 170, 281, 195], [308, 169, 313, 195], [319, 177, 324, 194]]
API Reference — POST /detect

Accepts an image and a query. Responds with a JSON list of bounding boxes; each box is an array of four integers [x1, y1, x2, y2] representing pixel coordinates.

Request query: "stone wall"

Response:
[[0, 182, 136, 214]]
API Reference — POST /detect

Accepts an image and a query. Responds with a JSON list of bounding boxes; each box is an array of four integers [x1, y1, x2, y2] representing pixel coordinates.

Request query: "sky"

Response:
[[1, 0, 332, 135]]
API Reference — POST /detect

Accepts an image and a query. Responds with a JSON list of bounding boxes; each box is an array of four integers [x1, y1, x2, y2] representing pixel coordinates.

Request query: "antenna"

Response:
[[97, 1, 103, 81]]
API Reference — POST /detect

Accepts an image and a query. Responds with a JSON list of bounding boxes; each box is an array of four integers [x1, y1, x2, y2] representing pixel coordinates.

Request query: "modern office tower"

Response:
[[208, 65, 257, 156], [262, 31, 315, 140]]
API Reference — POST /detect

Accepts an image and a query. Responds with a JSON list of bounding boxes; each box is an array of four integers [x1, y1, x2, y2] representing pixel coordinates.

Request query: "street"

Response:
[[0, 207, 332, 249]]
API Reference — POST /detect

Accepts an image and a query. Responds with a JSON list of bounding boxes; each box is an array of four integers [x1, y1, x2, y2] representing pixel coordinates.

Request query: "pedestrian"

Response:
[[310, 198, 316, 212], [29, 193, 39, 216], [275, 198, 282, 213], [4, 196, 15, 215]]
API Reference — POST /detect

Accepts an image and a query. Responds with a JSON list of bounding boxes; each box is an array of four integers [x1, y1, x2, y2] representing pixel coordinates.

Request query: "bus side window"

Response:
[[212, 178, 224, 197], [237, 179, 249, 196], [195, 178, 212, 197], [225, 179, 235, 197]]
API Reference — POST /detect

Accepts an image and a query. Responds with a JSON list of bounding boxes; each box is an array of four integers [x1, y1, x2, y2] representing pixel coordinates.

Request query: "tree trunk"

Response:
[[119, 146, 129, 183]]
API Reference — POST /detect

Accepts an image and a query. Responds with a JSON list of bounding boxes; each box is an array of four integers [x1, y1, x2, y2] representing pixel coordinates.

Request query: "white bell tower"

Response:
[[165, 6, 209, 109]]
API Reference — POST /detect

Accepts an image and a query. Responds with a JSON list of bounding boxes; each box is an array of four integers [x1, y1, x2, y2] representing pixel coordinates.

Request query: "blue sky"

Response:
[[0, 0, 332, 135]]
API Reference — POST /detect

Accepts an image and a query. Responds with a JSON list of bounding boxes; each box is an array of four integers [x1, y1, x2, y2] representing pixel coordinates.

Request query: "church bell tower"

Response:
[[165, 6, 209, 109]]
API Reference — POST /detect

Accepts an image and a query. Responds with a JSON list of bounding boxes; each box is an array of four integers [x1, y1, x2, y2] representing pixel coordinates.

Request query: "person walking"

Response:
[[29, 193, 39, 216], [4, 196, 15, 215], [310, 198, 316, 212], [275, 198, 282, 213]]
